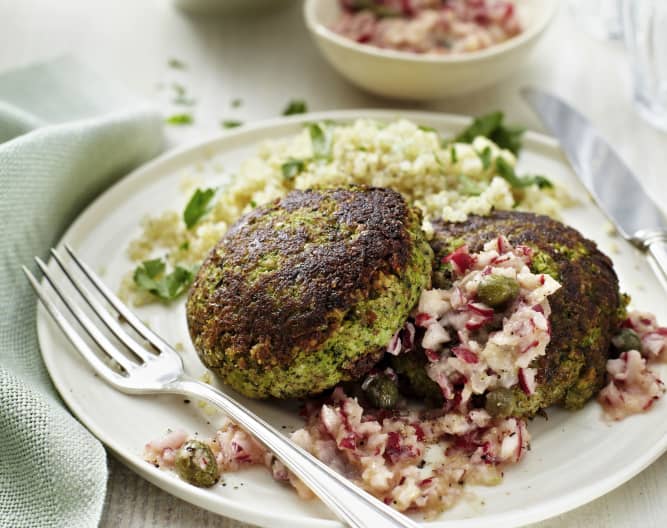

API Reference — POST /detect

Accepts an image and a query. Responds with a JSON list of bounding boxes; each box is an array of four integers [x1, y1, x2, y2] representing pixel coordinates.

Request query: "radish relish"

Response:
[[332, 0, 522, 55], [398, 235, 561, 409], [144, 236, 554, 516], [142, 235, 667, 517], [598, 311, 667, 420]]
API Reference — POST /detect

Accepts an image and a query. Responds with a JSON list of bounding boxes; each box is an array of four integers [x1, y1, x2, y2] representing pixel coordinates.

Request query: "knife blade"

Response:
[[522, 86, 667, 288]]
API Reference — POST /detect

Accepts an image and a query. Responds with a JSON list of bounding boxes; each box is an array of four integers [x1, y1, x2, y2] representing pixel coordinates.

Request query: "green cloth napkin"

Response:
[[0, 57, 163, 528]]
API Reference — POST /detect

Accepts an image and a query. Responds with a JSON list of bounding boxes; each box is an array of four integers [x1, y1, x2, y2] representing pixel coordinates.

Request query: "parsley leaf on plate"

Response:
[[173, 95, 196, 106], [183, 187, 216, 229], [133, 258, 194, 301], [454, 112, 503, 143], [450, 146, 458, 164], [282, 99, 308, 116], [489, 122, 525, 156], [496, 157, 553, 189], [170, 83, 196, 106], [166, 113, 193, 125], [281, 158, 305, 180], [477, 146, 493, 170], [160, 266, 195, 299], [309, 123, 333, 160], [135, 258, 165, 285], [459, 174, 484, 196], [452, 111, 525, 155], [172, 83, 187, 96], [221, 120, 243, 129], [168, 58, 187, 69]]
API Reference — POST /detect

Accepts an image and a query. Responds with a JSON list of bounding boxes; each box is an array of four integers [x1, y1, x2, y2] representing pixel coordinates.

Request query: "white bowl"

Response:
[[303, 0, 558, 100]]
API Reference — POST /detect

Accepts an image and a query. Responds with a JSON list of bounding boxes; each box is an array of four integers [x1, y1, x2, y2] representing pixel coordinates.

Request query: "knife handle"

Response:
[[645, 235, 667, 293]]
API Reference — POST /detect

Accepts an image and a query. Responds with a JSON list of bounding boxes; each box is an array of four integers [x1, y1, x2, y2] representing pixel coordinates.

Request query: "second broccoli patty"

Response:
[[186, 186, 434, 399], [394, 211, 622, 417]]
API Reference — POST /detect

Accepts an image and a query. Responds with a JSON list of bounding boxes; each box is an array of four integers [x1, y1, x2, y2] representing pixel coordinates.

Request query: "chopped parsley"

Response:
[[282, 99, 308, 116], [477, 146, 492, 170], [183, 187, 216, 229], [452, 111, 525, 155], [495, 157, 553, 189], [231, 98, 243, 108], [450, 146, 458, 164], [418, 125, 437, 133], [168, 58, 187, 70], [489, 122, 525, 157], [173, 95, 196, 106], [458, 174, 484, 196], [281, 158, 305, 180], [170, 83, 196, 106], [135, 258, 164, 281], [309, 123, 333, 160], [221, 120, 243, 129], [133, 258, 194, 301], [166, 113, 193, 125], [178, 241, 190, 251]]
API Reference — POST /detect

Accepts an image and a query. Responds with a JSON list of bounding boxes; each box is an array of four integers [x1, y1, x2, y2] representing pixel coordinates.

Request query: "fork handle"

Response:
[[166, 379, 420, 528]]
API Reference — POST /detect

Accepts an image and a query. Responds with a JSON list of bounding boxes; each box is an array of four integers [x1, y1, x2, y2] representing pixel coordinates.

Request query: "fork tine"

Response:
[[23, 265, 128, 388], [64, 244, 174, 354], [35, 257, 137, 373], [49, 248, 154, 363]]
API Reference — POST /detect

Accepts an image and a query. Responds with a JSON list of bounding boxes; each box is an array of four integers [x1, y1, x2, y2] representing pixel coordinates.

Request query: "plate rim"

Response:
[[36, 109, 667, 528]]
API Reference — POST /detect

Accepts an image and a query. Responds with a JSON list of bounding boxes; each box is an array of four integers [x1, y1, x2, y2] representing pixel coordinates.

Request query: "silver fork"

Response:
[[24, 245, 421, 528]]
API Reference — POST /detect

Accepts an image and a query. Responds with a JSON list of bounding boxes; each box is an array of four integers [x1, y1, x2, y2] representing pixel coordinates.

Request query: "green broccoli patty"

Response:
[[186, 186, 434, 399], [396, 211, 622, 417]]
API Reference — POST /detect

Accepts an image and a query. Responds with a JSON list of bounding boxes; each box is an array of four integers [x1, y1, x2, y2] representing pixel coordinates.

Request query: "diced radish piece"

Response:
[[518, 368, 537, 395], [599, 350, 666, 420], [339, 435, 356, 450], [520, 340, 539, 355], [443, 245, 476, 275], [387, 330, 402, 355], [496, 236, 509, 253], [415, 312, 432, 327], [467, 302, 494, 317], [401, 322, 416, 350], [422, 323, 451, 350], [453, 345, 478, 364], [465, 313, 493, 331]]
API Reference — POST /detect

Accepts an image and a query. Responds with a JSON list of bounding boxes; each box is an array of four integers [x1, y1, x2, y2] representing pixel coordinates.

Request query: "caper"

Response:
[[611, 328, 642, 353], [485, 388, 516, 417], [365, 375, 399, 409], [174, 440, 220, 488], [477, 275, 520, 309]]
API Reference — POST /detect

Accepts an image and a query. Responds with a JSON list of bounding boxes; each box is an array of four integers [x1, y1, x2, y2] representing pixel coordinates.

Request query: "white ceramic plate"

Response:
[[37, 110, 667, 528]]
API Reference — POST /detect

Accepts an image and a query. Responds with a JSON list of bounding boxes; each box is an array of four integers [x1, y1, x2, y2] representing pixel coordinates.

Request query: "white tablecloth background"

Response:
[[1, 1, 665, 526]]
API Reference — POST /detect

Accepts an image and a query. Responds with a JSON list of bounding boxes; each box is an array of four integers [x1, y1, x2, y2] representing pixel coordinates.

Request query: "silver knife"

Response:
[[522, 86, 667, 289]]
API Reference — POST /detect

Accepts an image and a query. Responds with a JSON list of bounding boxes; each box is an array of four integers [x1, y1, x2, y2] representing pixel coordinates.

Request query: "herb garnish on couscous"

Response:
[[122, 113, 570, 305]]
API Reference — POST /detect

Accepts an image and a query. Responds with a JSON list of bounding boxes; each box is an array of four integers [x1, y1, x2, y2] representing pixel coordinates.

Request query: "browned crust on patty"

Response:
[[186, 186, 417, 371]]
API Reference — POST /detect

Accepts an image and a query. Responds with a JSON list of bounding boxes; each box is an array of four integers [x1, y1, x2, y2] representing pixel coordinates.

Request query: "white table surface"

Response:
[[1, 1, 666, 527]]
